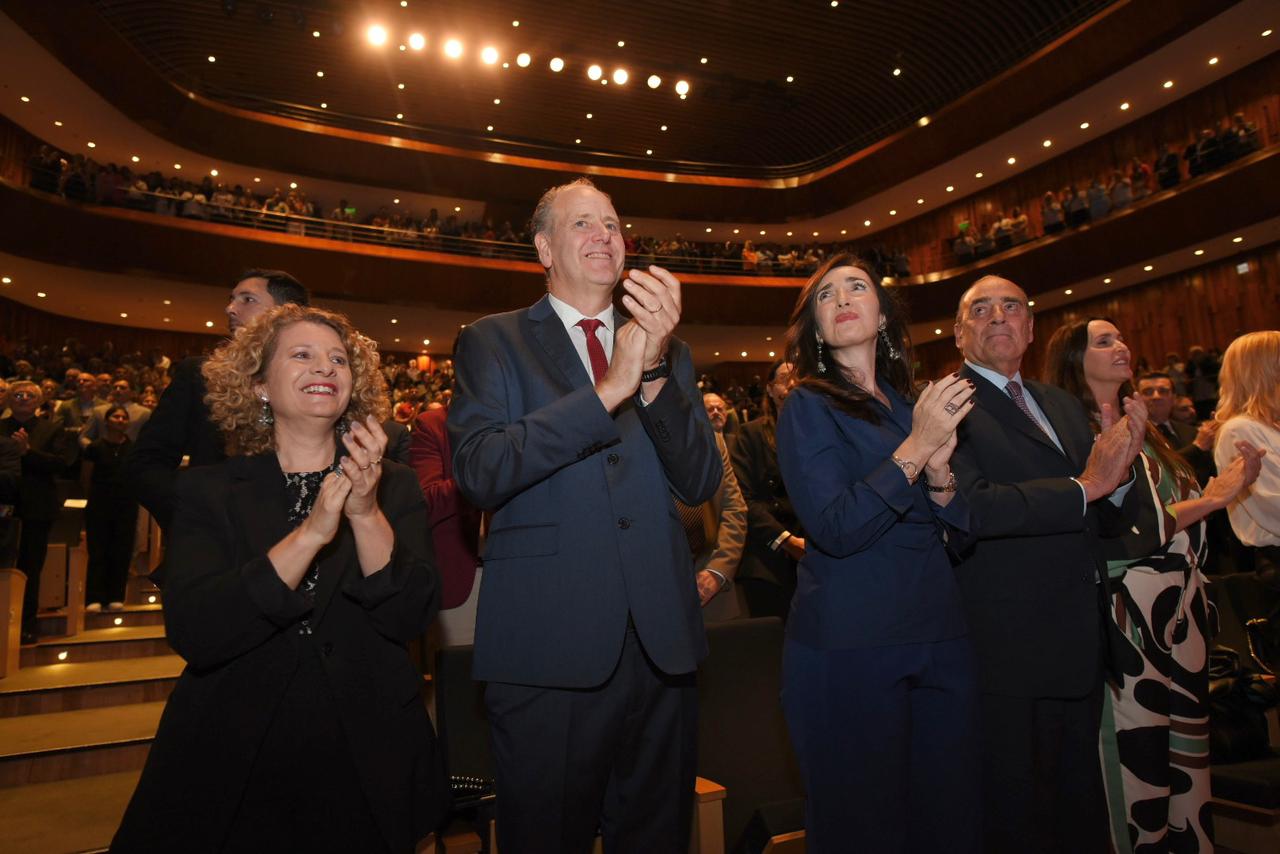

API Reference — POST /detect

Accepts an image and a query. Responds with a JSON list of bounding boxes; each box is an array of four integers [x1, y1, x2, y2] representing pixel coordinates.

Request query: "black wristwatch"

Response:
[[641, 358, 671, 383]]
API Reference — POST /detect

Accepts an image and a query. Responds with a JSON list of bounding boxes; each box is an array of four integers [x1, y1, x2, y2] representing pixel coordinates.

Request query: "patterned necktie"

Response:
[[576, 318, 609, 384], [1005, 380, 1049, 438]]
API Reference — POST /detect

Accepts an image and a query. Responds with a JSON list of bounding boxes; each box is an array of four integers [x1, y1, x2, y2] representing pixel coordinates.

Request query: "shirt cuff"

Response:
[[705, 568, 729, 590], [769, 530, 792, 551], [1071, 478, 1088, 515]]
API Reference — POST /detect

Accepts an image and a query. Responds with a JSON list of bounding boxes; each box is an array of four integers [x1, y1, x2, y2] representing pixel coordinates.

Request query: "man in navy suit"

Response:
[[950, 275, 1147, 853], [448, 178, 721, 853]]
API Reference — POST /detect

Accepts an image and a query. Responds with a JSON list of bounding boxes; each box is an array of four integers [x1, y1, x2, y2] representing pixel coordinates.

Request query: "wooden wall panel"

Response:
[[913, 242, 1280, 380]]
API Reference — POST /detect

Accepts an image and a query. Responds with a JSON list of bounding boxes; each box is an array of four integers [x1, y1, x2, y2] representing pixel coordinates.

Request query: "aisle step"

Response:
[[0, 769, 137, 854], [0, 656, 183, 718], [35, 604, 164, 637], [21, 626, 170, 667], [0, 701, 163, 787]]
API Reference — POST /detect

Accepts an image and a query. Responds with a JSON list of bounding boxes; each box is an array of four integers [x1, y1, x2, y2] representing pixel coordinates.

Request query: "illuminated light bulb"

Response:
[[863, 219, 871, 227], [647, 75, 661, 88], [740, 351, 748, 358], [975, 171, 984, 178], [398, 83, 405, 90], [493, 98, 501, 105], [409, 33, 425, 50], [316, 70, 324, 77], [120, 312, 128, 318], [1208, 57, 1218, 65], [1194, 249, 1205, 256], [54, 120, 62, 126], [444, 39, 463, 59], [1120, 101, 1130, 110], [57, 651, 68, 661], [131, 155, 140, 162], [367, 25, 388, 46], [481, 46, 499, 65], [209, 169, 218, 176], [935, 329, 943, 335], [516, 52, 531, 67], [1042, 139, 1052, 148], [1232, 236, 1244, 243], [37, 291, 47, 298], [114, 616, 124, 625], [1143, 265, 1154, 272], [423, 339, 431, 346], [1007, 156, 1017, 165], [207, 55, 216, 63], [675, 80, 690, 95], [945, 185, 954, 192], [1080, 121, 1090, 129], [549, 57, 564, 72], [1103, 278, 1112, 284], [1162, 80, 1173, 89], [205, 320, 214, 327], [612, 68, 628, 85], [148, 595, 157, 604], [173, 163, 182, 170], [587, 65, 602, 81], [86, 141, 96, 148]]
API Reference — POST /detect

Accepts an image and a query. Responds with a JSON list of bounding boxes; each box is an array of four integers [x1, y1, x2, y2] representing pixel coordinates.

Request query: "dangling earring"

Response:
[[335, 414, 350, 436], [878, 319, 900, 361], [257, 395, 274, 426], [815, 333, 827, 373]]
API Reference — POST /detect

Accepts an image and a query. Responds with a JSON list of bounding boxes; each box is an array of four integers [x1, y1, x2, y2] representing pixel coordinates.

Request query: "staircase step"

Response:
[[85, 605, 163, 630], [0, 656, 183, 718], [22, 626, 170, 668], [0, 701, 163, 787], [0, 769, 138, 854]]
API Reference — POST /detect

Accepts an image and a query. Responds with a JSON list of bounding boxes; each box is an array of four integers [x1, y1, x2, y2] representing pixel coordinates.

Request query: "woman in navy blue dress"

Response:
[[776, 252, 981, 852]]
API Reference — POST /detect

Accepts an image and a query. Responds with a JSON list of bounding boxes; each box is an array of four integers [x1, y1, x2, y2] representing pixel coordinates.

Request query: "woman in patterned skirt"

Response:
[[1045, 318, 1262, 853]]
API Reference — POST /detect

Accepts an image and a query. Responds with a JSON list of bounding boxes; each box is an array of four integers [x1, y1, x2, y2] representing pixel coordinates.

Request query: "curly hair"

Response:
[[203, 304, 389, 456]]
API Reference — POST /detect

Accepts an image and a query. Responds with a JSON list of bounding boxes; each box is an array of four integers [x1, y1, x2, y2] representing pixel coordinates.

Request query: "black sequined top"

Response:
[[283, 463, 339, 635]]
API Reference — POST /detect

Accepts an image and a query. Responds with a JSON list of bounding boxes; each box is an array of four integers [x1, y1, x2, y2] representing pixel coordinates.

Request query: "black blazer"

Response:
[[951, 367, 1138, 699], [0, 415, 76, 521], [730, 416, 803, 586], [126, 356, 225, 530], [112, 454, 447, 853]]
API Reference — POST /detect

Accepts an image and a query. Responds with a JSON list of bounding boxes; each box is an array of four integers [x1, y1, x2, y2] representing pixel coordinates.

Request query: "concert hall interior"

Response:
[[1, 1, 1279, 852]]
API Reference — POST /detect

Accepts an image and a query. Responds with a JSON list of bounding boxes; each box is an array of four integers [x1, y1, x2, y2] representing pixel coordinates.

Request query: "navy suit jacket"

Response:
[[776, 385, 970, 650], [447, 294, 722, 688]]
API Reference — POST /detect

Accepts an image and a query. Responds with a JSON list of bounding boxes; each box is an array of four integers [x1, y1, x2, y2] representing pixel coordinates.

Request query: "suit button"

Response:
[[607, 453, 619, 465], [321, 642, 334, 656], [617, 517, 631, 529]]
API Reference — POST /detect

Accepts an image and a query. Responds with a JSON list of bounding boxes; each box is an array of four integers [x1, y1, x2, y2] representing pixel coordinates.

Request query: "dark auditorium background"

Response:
[[1, 0, 1279, 852]]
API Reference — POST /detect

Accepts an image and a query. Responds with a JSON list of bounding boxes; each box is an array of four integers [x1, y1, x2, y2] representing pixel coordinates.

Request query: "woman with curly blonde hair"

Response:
[[113, 305, 447, 853], [1215, 331, 1280, 577]]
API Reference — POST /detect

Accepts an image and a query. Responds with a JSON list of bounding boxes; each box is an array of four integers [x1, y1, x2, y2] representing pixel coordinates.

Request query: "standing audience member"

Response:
[[81, 405, 139, 612], [55, 372, 106, 435], [1214, 331, 1280, 580], [1045, 319, 1261, 853], [447, 178, 720, 852], [1, 381, 77, 644], [80, 379, 150, 446], [683, 427, 747, 623], [731, 360, 805, 621], [0, 382, 19, 566], [949, 276, 1147, 853], [112, 305, 447, 852], [128, 269, 309, 531], [777, 254, 980, 853]]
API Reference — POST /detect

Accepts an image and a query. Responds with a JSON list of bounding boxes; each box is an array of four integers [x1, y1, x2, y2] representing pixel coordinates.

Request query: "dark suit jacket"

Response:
[[1, 415, 77, 521], [126, 356, 225, 530], [447, 294, 721, 687], [112, 454, 446, 853], [777, 386, 970, 649], [952, 367, 1138, 699], [382, 420, 412, 466], [730, 416, 803, 587], [410, 407, 480, 610]]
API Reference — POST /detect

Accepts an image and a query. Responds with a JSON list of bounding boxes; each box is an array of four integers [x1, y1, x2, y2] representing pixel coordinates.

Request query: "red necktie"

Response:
[[576, 318, 609, 384]]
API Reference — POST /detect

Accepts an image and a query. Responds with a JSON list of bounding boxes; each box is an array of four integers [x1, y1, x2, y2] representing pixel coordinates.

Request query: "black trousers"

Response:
[[738, 577, 794, 623], [980, 682, 1108, 854], [17, 518, 53, 634], [86, 503, 137, 605], [485, 627, 698, 854]]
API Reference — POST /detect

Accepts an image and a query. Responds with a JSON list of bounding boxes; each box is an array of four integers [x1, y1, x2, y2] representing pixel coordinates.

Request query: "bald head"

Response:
[[954, 275, 1034, 378]]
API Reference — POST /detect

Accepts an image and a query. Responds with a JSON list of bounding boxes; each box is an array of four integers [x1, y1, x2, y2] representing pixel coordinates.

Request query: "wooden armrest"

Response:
[[695, 776, 727, 802]]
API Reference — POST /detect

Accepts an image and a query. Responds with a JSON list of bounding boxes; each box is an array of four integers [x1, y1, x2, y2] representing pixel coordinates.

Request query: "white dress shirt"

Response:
[[547, 292, 614, 379], [1216, 416, 1280, 547]]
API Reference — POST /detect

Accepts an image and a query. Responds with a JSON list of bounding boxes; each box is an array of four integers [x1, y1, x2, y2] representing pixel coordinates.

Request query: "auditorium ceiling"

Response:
[[65, 0, 1119, 176]]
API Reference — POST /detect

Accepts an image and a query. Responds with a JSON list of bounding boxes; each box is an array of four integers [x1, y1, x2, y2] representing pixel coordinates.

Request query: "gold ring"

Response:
[[358, 463, 371, 471]]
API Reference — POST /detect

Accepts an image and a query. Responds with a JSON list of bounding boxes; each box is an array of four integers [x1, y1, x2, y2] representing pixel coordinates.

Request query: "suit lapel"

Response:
[[528, 294, 593, 390], [228, 454, 292, 561], [1026, 380, 1089, 468], [961, 365, 1064, 456]]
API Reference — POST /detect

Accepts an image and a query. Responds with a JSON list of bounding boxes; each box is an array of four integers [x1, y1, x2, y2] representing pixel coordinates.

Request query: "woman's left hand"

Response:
[[1203, 439, 1266, 509], [339, 415, 388, 518]]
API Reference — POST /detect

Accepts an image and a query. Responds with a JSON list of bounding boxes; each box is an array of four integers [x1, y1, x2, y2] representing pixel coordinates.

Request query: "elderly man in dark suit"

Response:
[[1, 381, 78, 644], [127, 269, 308, 531], [949, 275, 1147, 853], [448, 177, 721, 853]]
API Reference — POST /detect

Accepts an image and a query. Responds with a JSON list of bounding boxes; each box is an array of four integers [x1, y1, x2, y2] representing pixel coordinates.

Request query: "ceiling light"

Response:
[[481, 46, 499, 65], [863, 219, 871, 227], [423, 339, 431, 346], [647, 75, 662, 88], [209, 169, 218, 177], [320, 102, 327, 108], [975, 171, 984, 178], [173, 163, 182, 169], [831, 0, 839, 6], [812, 231, 819, 237], [120, 312, 128, 318], [700, 57, 708, 64], [1027, 300, 1035, 307], [366, 24, 388, 46], [617, 40, 625, 47], [1162, 80, 1173, 89], [86, 141, 96, 148], [37, 291, 47, 298], [53, 120, 62, 126], [163, 317, 170, 323], [733, 229, 739, 234], [207, 55, 216, 63], [394, 338, 400, 343], [625, 223, 632, 229], [759, 230, 766, 236], [549, 57, 564, 72], [454, 206, 461, 212], [1103, 277, 1112, 284], [935, 329, 942, 335], [316, 70, 324, 77], [945, 185, 954, 192], [512, 20, 519, 27], [587, 64, 602, 80], [205, 320, 214, 327], [0, 277, 9, 284], [786, 231, 793, 237], [1194, 249, 1205, 256], [113, 617, 123, 626], [889, 209, 897, 216], [916, 198, 924, 204], [400, 0, 407, 6], [660, 124, 668, 131], [741, 351, 748, 358], [1233, 236, 1244, 243], [444, 39, 463, 59], [393, 198, 400, 204], [1120, 101, 1130, 110], [163, 299, 171, 305], [586, 112, 593, 119], [486, 125, 494, 131], [675, 80, 691, 96], [680, 94, 687, 100], [1042, 139, 1052, 148], [785, 75, 794, 83], [768, 351, 776, 358], [1263, 29, 1272, 37], [253, 177, 260, 182], [600, 79, 608, 86], [289, 181, 298, 189], [398, 83, 405, 90], [516, 52, 531, 67], [396, 113, 403, 119], [409, 33, 425, 50], [390, 318, 398, 324], [714, 351, 720, 357], [705, 227, 712, 233], [1007, 156, 1017, 165], [400, 45, 406, 51], [312, 30, 320, 38], [612, 68, 628, 85], [1208, 56, 1218, 65], [493, 98, 501, 104], [1080, 121, 1090, 129], [575, 138, 581, 144], [917, 116, 930, 127], [646, 149, 653, 155], [131, 155, 139, 162], [1143, 264, 1154, 272], [1065, 289, 1073, 295]]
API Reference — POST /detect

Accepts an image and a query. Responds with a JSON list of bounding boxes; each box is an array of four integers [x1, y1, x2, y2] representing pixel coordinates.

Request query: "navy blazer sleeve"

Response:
[[127, 357, 203, 529], [778, 388, 967, 560]]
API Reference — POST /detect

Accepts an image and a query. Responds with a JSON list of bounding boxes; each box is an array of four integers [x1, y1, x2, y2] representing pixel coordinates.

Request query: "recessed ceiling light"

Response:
[[423, 339, 431, 346], [785, 75, 794, 83], [1194, 249, 1205, 255], [86, 141, 96, 148], [549, 57, 564, 72], [53, 120, 62, 126], [173, 163, 182, 170], [575, 138, 581, 144], [444, 39, 463, 59], [316, 70, 324, 77], [1027, 300, 1035, 307], [917, 116, 930, 127], [680, 94, 687, 100], [675, 80, 690, 95], [481, 46, 499, 65], [1007, 156, 1017, 165], [1233, 236, 1244, 243], [586, 112, 593, 119], [493, 98, 501, 105], [889, 209, 897, 216], [759, 230, 766, 236], [587, 64, 602, 81], [163, 299, 171, 305], [131, 155, 139, 162], [1064, 289, 1073, 295], [1080, 121, 1090, 129], [0, 276, 9, 284], [892, 67, 901, 76], [613, 68, 628, 85], [1263, 29, 1273, 37], [741, 351, 748, 358], [512, 20, 520, 27], [1120, 101, 1130, 110], [396, 113, 404, 119], [714, 351, 720, 357], [945, 185, 954, 192], [120, 312, 128, 318], [37, 291, 47, 298], [320, 102, 327, 108], [20, 96, 30, 103], [312, 30, 320, 38], [486, 125, 494, 131], [289, 181, 298, 189], [516, 53, 531, 67], [398, 83, 406, 90], [647, 75, 662, 89], [768, 351, 776, 358], [163, 317, 171, 323], [1143, 264, 1154, 272], [209, 169, 219, 177], [207, 55, 216, 63], [700, 57, 708, 64], [1042, 139, 1052, 148], [393, 198, 400, 204], [705, 227, 712, 233], [935, 328, 942, 335], [1208, 56, 1218, 65], [390, 318, 398, 324], [454, 206, 461, 212], [1103, 277, 1112, 284], [916, 198, 924, 204], [405, 32, 424, 51], [812, 231, 819, 237], [864, 219, 871, 227], [204, 320, 214, 327], [253, 177, 260, 183], [975, 171, 984, 178], [645, 149, 653, 155], [1162, 80, 1174, 89], [617, 40, 625, 47], [732, 229, 739, 234], [399, 45, 406, 51], [625, 223, 632, 229], [840, 229, 847, 235], [394, 338, 400, 343]]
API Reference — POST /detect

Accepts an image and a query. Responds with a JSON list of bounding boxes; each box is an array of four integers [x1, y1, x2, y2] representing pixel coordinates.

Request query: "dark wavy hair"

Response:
[[783, 252, 914, 423], [1043, 317, 1196, 491]]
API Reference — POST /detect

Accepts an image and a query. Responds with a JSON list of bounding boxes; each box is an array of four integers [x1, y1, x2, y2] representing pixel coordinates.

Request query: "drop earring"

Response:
[[815, 334, 827, 373], [878, 319, 900, 361], [257, 395, 274, 426]]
